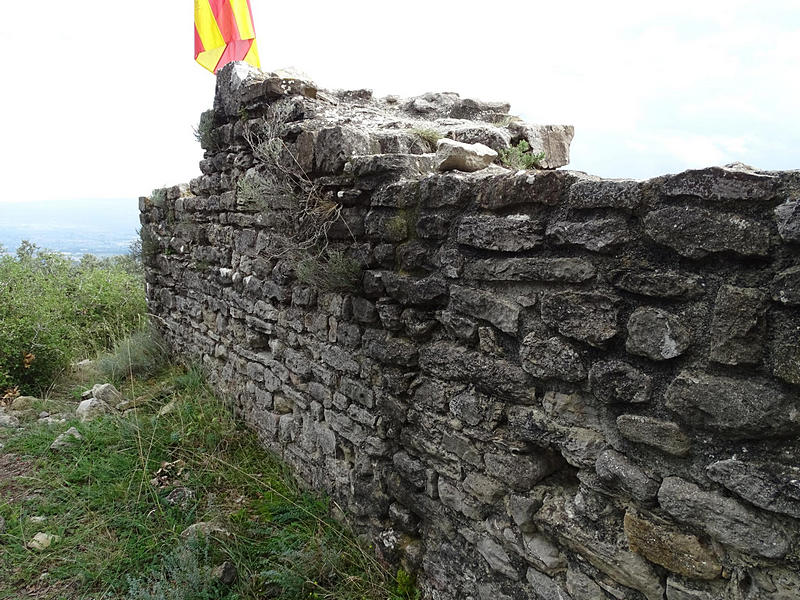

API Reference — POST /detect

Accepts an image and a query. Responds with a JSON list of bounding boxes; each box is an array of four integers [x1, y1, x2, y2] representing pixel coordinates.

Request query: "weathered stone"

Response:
[[90, 383, 124, 407], [10, 396, 38, 411], [477, 537, 519, 580], [568, 178, 641, 210], [665, 577, 728, 600], [440, 122, 512, 153], [463, 473, 504, 504], [658, 476, 790, 558], [566, 566, 608, 600], [213, 61, 264, 117], [706, 458, 800, 519], [541, 291, 619, 348], [623, 511, 722, 580], [709, 285, 766, 365], [477, 170, 578, 210], [612, 269, 703, 298], [520, 334, 586, 382], [76, 398, 113, 422], [522, 534, 566, 576], [616, 415, 691, 456], [595, 450, 660, 502], [588, 360, 652, 404], [211, 560, 238, 585], [315, 125, 375, 174], [0, 411, 20, 428], [775, 199, 800, 243], [485, 452, 559, 492], [661, 164, 777, 201], [348, 153, 434, 182], [770, 266, 800, 305], [508, 123, 574, 169], [644, 206, 770, 258], [626, 307, 691, 361], [456, 214, 542, 252], [525, 568, 571, 600], [449, 285, 521, 334], [546, 218, 633, 252], [49, 427, 83, 451], [773, 322, 800, 385], [420, 342, 534, 403], [27, 532, 60, 551], [464, 257, 595, 283], [435, 139, 497, 173], [382, 273, 449, 306], [664, 371, 799, 438]]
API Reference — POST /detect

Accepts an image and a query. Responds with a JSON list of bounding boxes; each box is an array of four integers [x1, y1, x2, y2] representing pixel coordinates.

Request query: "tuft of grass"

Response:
[[95, 326, 169, 383], [498, 139, 546, 170], [410, 128, 441, 150], [0, 366, 411, 600], [296, 251, 362, 293], [384, 215, 408, 242], [193, 109, 217, 151]]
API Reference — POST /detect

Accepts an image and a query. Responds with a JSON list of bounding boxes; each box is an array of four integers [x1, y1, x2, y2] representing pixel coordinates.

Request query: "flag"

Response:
[[194, 0, 260, 74]]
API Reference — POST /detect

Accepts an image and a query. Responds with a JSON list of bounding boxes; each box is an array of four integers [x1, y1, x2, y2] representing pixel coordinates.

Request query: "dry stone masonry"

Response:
[[141, 62, 800, 600]]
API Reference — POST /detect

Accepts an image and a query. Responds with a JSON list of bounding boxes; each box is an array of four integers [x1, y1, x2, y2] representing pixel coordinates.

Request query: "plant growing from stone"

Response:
[[410, 127, 441, 150], [296, 251, 362, 293], [498, 139, 546, 170]]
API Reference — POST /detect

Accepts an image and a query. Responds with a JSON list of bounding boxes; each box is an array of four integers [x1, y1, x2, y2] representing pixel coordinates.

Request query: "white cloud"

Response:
[[0, 0, 798, 202]]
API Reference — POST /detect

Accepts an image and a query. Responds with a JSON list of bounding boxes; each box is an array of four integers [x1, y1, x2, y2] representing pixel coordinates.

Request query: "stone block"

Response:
[[449, 285, 521, 334], [595, 450, 660, 502], [661, 164, 777, 201], [709, 285, 766, 365], [456, 214, 543, 252], [568, 178, 641, 210], [664, 371, 799, 439], [508, 122, 574, 169], [464, 257, 596, 283], [706, 458, 800, 519], [520, 334, 586, 382], [541, 291, 619, 348], [626, 307, 691, 361], [658, 476, 790, 559], [546, 217, 633, 252], [644, 206, 770, 258], [616, 415, 691, 457], [435, 139, 498, 172], [612, 269, 703, 299], [485, 452, 559, 492], [588, 360, 652, 404], [770, 266, 800, 306], [775, 199, 800, 243], [623, 511, 721, 580]]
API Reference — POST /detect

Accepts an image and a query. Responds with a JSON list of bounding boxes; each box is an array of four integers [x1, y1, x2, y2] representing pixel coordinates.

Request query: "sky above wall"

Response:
[[0, 0, 798, 204]]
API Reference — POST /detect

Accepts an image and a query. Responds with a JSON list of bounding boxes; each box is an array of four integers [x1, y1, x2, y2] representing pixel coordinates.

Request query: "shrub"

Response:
[[0, 242, 147, 394], [410, 128, 441, 149], [193, 109, 217, 151], [498, 140, 546, 170], [296, 251, 362, 293]]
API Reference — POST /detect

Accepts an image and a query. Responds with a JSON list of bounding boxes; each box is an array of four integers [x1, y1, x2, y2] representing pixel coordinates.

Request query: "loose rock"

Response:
[[435, 138, 498, 173]]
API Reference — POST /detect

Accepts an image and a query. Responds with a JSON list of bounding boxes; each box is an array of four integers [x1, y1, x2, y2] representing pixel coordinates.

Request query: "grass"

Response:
[[498, 139, 546, 170], [409, 128, 440, 150], [0, 360, 414, 600], [296, 251, 363, 293]]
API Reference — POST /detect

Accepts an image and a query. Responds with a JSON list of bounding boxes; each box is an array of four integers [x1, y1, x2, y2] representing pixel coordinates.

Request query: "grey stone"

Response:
[[612, 269, 703, 298], [706, 458, 800, 519], [588, 360, 652, 404], [439, 123, 511, 153], [485, 452, 559, 492], [546, 218, 633, 252], [770, 266, 800, 305], [661, 164, 777, 201], [315, 125, 375, 174], [211, 561, 237, 585], [525, 568, 573, 600], [90, 383, 124, 407], [49, 427, 83, 451], [457, 214, 542, 251], [665, 577, 728, 600], [464, 257, 596, 283], [773, 322, 800, 385], [595, 450, 660, 502], [507, 494, 543, 531], [626, 307, 691, 361], [509, 123, 574, 169], [541, 291, 619, 348], [477, 537, 519, 580], [616, 415, 691, 456], [382, 273, 449, 305], [10, 396, 38, 411], [775, 199, 800, 243], [477, 170, 578, 210], [520, 334, 586, 382], [463, 473, 504, 504], [449, 285, 521, 334], [658, 476, 790, 559], [664, 371, 799, 439], [523, 534, 566, 576], [709, 285, 766, 365], [0, 412, 20, 428], [435, 139, 498, 172], [76, 398, 113, 422], [568, 178, 641, 210], [566, 566, 610, 600], [644, 206, 770, 258]]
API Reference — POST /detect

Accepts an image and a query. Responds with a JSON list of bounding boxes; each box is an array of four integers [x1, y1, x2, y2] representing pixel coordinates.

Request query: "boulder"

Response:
[[626, 307, 691, 361], [76, 398, 113, 422], [90, 383, 124, 408], [49, 427, 83, 451], [435, 139, 498, 173]]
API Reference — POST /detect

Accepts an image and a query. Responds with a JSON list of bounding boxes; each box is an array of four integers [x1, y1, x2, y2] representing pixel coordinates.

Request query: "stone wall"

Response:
[[141, 63, 800, 600]]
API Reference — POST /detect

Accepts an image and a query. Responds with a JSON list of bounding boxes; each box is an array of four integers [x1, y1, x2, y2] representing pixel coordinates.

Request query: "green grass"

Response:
[[0, 365, 414, 600], [296, 251, 363, 293], [498, 140, 546, 170]]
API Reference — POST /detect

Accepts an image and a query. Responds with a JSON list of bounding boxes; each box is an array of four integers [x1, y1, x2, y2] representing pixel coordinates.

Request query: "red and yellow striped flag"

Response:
[[194, 0, 260, 74]]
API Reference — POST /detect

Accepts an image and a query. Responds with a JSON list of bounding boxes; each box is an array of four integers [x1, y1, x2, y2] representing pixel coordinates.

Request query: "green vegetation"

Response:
[[0, 242, 146, 396], [498, 139, 546, 170], [296, 251, 363, 293], [193, 109, 217, 151], [410, 128, 441, 150], [384, 215, 409, 242], [0, 361, 413, 599]]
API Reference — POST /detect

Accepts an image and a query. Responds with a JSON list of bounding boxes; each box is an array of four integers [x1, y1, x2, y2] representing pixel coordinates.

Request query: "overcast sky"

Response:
[[0, 1, 798, 204]]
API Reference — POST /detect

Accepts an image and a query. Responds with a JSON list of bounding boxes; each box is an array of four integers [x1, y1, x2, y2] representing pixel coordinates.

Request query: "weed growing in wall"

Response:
[[296, 251, 363, 293], [193, 109, 217, 151], [499, 140, 546, 170], [410, 127, 441, 150]]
